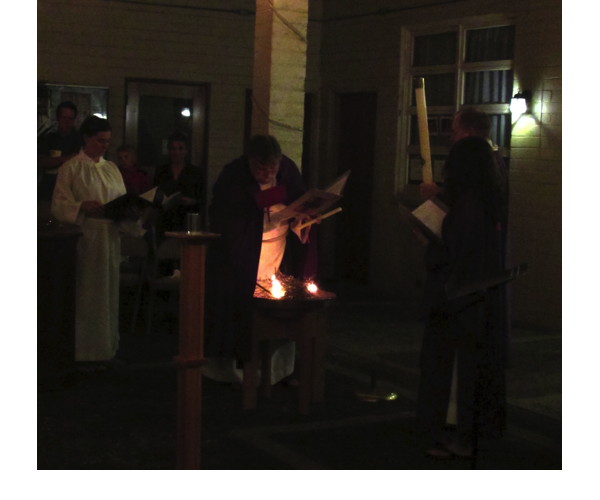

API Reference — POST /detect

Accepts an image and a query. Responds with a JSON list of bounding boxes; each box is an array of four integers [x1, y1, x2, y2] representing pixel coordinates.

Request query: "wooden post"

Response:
[[165, 231, 219, 470]]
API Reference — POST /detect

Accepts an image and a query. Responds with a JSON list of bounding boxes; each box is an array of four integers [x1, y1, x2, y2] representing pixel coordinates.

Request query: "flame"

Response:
[[270, 274, 286, 299], [306, 281, 318, 294]]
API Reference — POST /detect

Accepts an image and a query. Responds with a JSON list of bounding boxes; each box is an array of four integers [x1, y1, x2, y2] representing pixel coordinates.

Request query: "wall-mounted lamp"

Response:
[[510, 90, 532, 121], [181, 107, 191, 117]]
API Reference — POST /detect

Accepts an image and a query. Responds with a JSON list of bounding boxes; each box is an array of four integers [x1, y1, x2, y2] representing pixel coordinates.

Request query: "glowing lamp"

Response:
[[510, 90, 531, 122]]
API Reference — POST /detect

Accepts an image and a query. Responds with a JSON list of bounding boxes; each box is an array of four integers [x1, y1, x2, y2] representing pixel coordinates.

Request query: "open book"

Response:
[[269, 170, 350, 225], [154, 188, 183, 210], [103, 187, 182, 221], [410, 196, 448, 241]]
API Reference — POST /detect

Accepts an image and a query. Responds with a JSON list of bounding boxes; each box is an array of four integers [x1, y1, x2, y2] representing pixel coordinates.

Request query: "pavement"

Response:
[[37, 282, 562, 470]]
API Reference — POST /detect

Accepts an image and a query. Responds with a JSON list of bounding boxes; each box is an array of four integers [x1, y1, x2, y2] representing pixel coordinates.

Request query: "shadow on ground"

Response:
[[37, 284, 561, 470]]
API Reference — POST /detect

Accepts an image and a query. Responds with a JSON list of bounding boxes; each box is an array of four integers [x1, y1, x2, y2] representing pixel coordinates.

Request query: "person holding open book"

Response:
[[203, 134, 317, 385], [51, 116, 145, 366], [417, 136, 507, 459], [152, 132, 204, 240]]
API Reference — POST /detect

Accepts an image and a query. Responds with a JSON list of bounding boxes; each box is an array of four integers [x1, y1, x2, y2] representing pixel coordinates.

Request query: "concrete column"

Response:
[[252, 0, 308, 167]]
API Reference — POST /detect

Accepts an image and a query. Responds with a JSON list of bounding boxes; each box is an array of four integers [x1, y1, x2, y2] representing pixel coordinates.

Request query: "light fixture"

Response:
[[181, 107, 191, 117], [510, 90, 531, 121]]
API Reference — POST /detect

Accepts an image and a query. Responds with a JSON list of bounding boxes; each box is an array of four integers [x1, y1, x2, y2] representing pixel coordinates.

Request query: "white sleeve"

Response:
[[51, 162, 83, 225]]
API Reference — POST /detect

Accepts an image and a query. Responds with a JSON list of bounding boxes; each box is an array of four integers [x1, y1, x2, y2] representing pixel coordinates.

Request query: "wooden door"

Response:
[[334, 92, 377, 283]]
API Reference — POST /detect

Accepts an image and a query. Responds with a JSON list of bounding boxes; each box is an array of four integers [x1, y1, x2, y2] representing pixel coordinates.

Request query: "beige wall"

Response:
[[509, 0, 562, 327], [38, 0, 562, 329]]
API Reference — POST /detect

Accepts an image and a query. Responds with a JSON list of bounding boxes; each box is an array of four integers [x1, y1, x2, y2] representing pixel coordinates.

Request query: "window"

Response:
[[38, 83, 109, 135], [404, 24, 515, 184]]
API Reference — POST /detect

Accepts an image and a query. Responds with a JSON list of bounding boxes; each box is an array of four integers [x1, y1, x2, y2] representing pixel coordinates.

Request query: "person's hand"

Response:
[[292, 215, 320, 230], [80, 200, 104, 216], [291, 216, 317, 244], [419, 182, 441, 200]]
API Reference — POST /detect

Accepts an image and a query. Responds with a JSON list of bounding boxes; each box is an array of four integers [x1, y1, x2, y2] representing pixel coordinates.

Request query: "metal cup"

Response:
[[185, 213, 201, 233]]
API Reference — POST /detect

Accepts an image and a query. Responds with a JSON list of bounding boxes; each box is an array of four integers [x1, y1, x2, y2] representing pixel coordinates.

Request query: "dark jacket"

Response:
[[204, 155, 316, 358], [418, 190, 507, 445]]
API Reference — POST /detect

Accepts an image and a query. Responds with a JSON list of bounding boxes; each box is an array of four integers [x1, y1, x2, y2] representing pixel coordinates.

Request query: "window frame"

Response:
[[396, 18, 516, 196]]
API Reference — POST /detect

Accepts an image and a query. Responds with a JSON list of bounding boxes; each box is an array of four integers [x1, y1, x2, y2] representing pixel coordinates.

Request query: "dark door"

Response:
[[125, 79, 209, 219], [125, 79, 208, 168], [334, 92, 377, 283]]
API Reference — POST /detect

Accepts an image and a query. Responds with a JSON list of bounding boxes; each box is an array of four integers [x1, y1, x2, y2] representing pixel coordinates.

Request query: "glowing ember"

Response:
[[306, 282, 318, 294], [270, 274, 286, 299]]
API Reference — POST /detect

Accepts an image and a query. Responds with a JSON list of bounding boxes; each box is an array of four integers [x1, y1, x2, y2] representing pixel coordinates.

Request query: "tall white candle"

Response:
[[414, 77, 433, 183]]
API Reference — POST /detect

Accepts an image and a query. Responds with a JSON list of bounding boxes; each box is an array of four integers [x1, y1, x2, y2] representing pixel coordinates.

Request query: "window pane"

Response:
[[489, 114, 512, 148], [464, 70, 513, 104], [412, 73, 455, 106], [407, 154, 448, 184], [465, 26, 515, 62], [413, 32, 457, 66], [410, 114, 453, 148]]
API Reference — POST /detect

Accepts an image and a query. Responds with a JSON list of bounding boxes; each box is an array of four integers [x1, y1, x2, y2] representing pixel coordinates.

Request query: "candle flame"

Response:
[[306, 282, 318, 294], [270, 274, 286, 299]]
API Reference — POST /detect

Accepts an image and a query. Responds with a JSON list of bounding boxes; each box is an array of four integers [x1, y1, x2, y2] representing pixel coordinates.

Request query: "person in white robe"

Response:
[[51, 116, 144, 363]]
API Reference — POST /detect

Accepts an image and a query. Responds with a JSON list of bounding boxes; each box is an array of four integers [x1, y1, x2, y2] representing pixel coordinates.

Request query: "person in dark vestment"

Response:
[[449, 107, 509, 239], [417, 136, 508, 459], [203, 134, 317, 384], [152, 132, 204, 240]]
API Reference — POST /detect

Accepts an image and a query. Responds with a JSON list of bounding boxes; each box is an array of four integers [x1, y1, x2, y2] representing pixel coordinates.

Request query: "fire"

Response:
[[254, 274, 330, 301], [270, 274, 286, 299]]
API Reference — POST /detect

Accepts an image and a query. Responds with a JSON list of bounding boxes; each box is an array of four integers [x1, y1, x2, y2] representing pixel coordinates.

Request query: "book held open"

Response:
[[410, 196, 448, 241], [269, 170, 350, 226], [102, 187, 182, 221]]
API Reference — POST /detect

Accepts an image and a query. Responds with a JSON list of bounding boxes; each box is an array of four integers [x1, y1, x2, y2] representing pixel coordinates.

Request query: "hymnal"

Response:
[[410, 196, 448, 241], [269, 170, 350, 225], [103, 187, 181, 221], [103, 192, 153, 221]]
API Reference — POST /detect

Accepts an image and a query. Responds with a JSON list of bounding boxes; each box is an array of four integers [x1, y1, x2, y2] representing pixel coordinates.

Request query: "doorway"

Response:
[[125, 79, 209, 170], [334, 92, 377, 284]]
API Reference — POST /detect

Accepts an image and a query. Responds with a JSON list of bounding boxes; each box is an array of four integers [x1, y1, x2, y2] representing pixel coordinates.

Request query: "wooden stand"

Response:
[[243, 297, 333, 415], [165, 230, 219, 470]]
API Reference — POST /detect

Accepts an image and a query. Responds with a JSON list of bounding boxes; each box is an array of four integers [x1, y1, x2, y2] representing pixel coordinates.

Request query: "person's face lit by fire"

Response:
[[250, 157, 280, 186]]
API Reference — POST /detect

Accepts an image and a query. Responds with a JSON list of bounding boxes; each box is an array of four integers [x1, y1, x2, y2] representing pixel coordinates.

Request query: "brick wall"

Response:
[[509, 0, 562, 328]]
